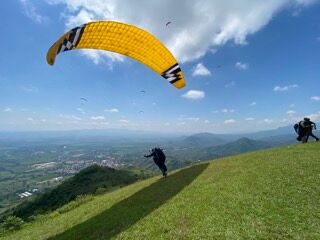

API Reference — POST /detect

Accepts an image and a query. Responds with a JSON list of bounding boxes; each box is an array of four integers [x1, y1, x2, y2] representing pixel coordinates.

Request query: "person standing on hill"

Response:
[[295, 117, 319, 143], [302, 117, 319, 142], [144, 148, 168, 177]]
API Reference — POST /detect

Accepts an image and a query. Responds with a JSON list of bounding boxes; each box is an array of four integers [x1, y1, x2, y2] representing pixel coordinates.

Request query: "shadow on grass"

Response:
[[49, 163, 209, 240]]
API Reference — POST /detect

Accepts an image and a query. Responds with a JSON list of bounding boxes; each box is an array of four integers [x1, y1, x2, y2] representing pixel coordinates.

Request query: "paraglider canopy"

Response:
[[47, 21, 186, 89]]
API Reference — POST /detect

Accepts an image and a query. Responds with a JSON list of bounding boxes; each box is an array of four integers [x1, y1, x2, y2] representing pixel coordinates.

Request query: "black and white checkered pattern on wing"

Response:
[[57, 25, 85, 54], [162, 63, 182, 84]]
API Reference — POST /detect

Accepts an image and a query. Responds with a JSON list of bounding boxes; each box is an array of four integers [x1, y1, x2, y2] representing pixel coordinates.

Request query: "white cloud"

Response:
[[188, 117, 200, 122], [263, 118, 274, 123], [211, 109, 235, 114], [287, 110, 296, 115], [273, 84, 298, 92], [46, 0, 316, 63], [179, 117, 200, 122], [279, 118, 289, 123], [204, 120, 210, 124], [91, 116, 105, 120], [224, 119, 236, 124], [3, 108, 12, 112], [104, 108, 119, 113], [222, 108, 235, 113], [182, 90, 205, 100], [287, 110, 296, 117], [249, 102, 257, 106], [311, 96, 320, 101], [295, 0, 318, 6], [119, 119, 129, 123], [20, 0, 47, 24], [192, 63, 211, 76], [306, 112, 320, 122], [245, 117, 255, 121], [27, 117, 34, 121], [60, 114, 82, 121], [79, 49, 124, 68], [225, 81, 236, 88], [235, 62, 249, 70]]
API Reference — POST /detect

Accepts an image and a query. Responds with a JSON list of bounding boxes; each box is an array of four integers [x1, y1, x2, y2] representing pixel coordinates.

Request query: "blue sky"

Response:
[[0, 0, 319, 133]]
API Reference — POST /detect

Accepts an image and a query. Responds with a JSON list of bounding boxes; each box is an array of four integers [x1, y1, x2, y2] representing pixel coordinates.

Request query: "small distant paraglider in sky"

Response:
[[80, 98, 88, 105], [166, 21, 172, 27], [140, 90, 146, 93], [47, 21, 186, 89], [139, 110, 144, 114]]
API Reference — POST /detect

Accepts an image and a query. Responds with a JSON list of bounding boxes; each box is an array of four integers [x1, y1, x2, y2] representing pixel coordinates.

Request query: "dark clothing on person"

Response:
[[144, 148, 167, 177], [294, 122, 306, 141]]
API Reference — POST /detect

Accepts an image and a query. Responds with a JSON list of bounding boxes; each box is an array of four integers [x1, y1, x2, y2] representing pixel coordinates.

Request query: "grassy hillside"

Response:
[[2, 143, 320, 239]]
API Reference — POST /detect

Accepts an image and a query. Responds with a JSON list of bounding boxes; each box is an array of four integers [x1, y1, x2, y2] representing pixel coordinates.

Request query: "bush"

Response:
[[95, 187, 107, 195], [1, 216, 24, 232]]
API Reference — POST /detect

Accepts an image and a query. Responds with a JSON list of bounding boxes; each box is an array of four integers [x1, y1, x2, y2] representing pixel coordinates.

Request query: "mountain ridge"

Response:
[[5, 165, 141, 221]]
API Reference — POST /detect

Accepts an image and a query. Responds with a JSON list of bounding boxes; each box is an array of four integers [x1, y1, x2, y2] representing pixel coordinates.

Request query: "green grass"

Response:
[[2, 143, 320, 239]]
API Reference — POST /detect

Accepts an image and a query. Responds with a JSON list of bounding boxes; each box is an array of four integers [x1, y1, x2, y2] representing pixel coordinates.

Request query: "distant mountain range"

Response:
[[182, 132, 230, 147], [0, 123, 318, 145], [171, 137, 275, 164], [182, 131, 297, 148], [181, 124, 319, 148]]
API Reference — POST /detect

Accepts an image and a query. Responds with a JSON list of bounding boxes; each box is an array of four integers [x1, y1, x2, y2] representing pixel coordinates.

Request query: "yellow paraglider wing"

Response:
[[46, 21, 185, 89]]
